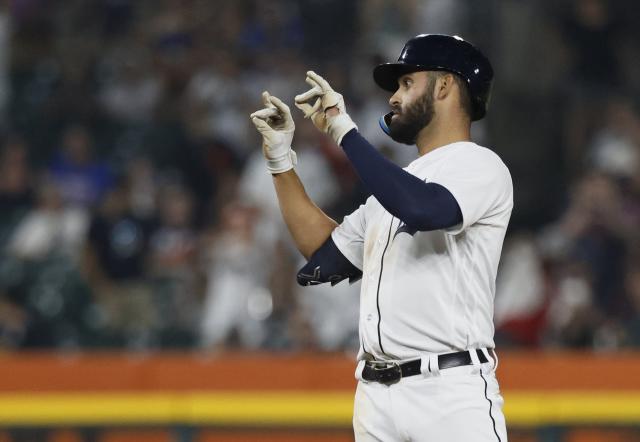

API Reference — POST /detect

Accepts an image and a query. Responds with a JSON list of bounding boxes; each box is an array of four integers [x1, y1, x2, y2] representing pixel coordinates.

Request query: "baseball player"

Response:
[[250, 34, 511, 441]]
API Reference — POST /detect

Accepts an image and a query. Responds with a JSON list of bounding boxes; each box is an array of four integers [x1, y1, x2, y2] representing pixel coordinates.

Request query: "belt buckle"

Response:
[[370, 361, 402, 386]]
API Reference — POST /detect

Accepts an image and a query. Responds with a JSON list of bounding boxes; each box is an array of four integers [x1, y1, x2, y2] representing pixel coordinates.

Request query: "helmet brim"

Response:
[[373, 63, 426, 92]]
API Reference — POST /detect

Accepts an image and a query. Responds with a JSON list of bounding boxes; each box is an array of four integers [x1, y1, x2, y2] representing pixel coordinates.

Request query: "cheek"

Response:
[[400, 96, 418, 114], [407, 87, 425, 104]]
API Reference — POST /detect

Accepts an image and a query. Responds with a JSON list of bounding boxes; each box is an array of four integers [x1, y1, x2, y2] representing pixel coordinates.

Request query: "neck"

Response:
[[415, 113, 471, 156]]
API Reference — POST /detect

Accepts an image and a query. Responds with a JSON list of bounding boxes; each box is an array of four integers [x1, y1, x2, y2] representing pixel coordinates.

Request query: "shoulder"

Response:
[[450, 143, 511, 176], [450, 142, 504, 162], [427, 143, 513, 203], [411, 141, 506, 168]]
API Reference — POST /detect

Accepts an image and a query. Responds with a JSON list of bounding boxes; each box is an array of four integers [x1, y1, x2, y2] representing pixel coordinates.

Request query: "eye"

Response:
[[403, 78, 412, 88]]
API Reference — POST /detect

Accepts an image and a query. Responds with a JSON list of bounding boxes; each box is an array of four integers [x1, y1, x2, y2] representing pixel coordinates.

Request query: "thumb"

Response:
[[267, 95, 291, 115], [251, 116, 272, 133], [295, 98, 322, 119]]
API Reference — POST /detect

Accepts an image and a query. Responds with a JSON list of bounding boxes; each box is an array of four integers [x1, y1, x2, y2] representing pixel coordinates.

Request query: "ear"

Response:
[[435, 73, 455, 100]]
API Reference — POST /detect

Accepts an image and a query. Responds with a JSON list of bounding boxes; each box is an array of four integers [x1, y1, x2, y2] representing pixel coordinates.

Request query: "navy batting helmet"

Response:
[[373, 34, 494, 121]]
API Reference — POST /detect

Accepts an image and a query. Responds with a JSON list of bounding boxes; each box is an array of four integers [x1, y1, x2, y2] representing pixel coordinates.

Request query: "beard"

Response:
[[387, 79, 436, 145]]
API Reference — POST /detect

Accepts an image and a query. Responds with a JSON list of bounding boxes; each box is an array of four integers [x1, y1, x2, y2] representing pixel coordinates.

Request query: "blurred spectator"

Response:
[[494, 235, 549, 347], [200, 202, 273, 349], [48, 124, 114, 209], [545, 263, 599, 348], [148, 184, 201, 346], [8, 177, 88, 261], [149, 185, 197, 277], [82, 178, 156, 347], [588, 97, 640, 178], [536, 169, 640, 348], [295, 278, 360, 352], [200, 199, 311, 351], [540, 173, 633, 314]]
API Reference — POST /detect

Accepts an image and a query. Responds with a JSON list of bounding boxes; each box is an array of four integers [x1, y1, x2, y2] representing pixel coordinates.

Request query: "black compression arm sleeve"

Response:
[[297, 236, 362, 286], [341, 129, 462, 231]]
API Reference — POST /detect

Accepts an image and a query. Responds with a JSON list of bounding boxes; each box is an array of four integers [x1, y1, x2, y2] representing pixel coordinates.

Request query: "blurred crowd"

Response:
[[0, 0, 639, 353]]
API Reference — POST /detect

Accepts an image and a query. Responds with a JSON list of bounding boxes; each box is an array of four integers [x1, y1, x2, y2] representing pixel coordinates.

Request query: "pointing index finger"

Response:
[[267, 95, 290, 114], [306, 71, 332, 92], [262, 91, 273, 108]]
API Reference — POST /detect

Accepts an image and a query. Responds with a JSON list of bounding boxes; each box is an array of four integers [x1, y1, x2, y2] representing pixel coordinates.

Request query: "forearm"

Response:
[[272, 169, 338, 259]]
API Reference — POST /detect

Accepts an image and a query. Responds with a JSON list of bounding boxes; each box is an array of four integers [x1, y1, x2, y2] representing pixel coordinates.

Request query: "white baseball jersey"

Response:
[[332, 141, 513, 361]]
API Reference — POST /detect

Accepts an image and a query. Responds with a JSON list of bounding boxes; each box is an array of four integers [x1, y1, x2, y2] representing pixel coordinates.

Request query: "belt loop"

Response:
[[482, 348, 498, 371], [355, 360, 366, 382], [468, 349, 482, 374], [420, 356, 431, 377], [428, 354, 440, 377]]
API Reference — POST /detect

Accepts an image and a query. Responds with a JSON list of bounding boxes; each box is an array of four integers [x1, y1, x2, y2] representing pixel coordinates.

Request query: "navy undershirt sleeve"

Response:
[[297, 236, 363, 286], [340, 129, 462, 231]]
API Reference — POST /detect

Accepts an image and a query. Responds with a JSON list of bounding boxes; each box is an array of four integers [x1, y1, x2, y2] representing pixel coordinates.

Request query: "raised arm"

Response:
[[250, 92, 337, 259], [295, 71, 461, 231], [272, 169, 337, 259]]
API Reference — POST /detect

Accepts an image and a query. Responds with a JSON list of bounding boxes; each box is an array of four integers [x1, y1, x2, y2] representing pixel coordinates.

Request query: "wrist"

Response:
[[328, 113, 357, 145], [266, 149, 297, 174]]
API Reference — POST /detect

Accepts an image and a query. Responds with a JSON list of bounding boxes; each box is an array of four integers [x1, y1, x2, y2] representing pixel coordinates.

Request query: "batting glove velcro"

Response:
[[250, 91, 298, 174], [294, 71, 357, 145]]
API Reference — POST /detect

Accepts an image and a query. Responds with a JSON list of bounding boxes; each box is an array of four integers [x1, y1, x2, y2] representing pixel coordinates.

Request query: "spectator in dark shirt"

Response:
[[82, 178, 157, 348]]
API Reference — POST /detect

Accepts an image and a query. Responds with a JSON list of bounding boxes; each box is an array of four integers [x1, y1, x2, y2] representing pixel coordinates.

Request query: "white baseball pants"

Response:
[[353, 351, 508, 441]]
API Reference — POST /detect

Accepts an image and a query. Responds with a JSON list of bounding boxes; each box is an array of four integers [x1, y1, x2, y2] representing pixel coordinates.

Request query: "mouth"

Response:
[[389, 112, 403, 124]]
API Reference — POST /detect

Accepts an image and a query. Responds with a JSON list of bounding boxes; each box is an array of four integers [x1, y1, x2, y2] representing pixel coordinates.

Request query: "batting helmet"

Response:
[[373, 34, 494, 121]]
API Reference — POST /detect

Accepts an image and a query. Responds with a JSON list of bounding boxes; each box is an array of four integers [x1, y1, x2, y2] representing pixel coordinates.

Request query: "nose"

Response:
[[389, 90, 401, 108]]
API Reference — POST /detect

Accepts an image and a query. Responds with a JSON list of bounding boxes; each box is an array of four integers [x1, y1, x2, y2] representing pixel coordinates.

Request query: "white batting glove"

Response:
[[294, 71, 357, 145], [250, 91, 298, 174]]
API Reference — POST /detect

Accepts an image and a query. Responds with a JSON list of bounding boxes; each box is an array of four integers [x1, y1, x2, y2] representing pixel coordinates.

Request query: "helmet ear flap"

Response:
[[378, 112, 394, 135]]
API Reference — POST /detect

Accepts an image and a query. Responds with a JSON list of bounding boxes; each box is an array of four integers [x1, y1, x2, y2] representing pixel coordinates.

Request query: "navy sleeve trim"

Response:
[[340, 129, 462, 231], [297, 236, 363, 287]]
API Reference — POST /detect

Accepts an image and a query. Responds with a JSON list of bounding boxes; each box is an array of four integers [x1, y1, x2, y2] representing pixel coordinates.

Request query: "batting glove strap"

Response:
[[266, 148, 297, 174], [328, 113, 358, 146]]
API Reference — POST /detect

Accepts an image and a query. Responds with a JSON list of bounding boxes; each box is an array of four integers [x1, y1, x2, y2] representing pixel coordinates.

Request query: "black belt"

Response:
[[362, 349, 489, 385]]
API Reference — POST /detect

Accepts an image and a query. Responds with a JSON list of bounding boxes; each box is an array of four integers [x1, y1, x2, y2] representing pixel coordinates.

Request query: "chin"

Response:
[[388, 121, 419, 145]]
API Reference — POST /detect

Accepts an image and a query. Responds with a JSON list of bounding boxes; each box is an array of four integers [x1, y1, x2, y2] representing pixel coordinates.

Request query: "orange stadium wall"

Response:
[[0, 351, 639, 442]]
